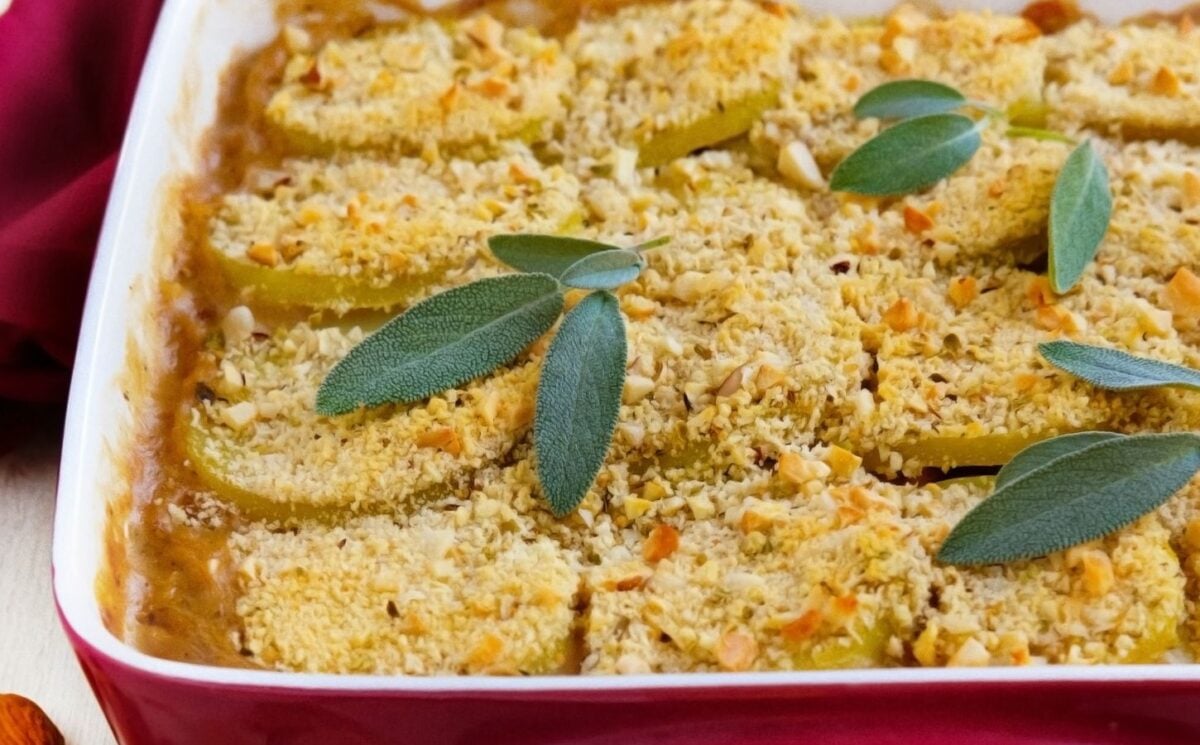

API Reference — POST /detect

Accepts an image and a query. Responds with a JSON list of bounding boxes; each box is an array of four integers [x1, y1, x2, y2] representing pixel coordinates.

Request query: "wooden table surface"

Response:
[[1, 409, 115, 744]]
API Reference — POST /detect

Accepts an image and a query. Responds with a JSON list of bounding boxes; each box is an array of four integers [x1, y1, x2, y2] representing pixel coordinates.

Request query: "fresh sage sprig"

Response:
[[1048, 143, 1111, 293], [317, 234, 663, 517], [1040, 340, 1200, 391], [940, 343, 1200, 565], [833, 79, 1111, 293], [938, 432, 1200, 565]]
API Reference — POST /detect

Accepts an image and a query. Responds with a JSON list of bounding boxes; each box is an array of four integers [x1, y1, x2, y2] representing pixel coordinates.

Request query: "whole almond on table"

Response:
[[0, 694, 64, 745]]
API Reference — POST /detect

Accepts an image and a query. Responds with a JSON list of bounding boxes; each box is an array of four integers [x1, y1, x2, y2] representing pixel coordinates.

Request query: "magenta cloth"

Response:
[[0, 0, 162, 402]]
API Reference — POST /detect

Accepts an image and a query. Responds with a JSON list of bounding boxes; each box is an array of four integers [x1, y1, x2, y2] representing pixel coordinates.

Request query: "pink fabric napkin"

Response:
[[0, 0, 162, 402]]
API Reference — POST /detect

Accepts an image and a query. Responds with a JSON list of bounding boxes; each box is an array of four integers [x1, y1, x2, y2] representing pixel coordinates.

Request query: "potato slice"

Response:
[[580, 467, 924, 673], [188, 322, 538, 518], [908, 479, 1186, 665], [231, 506, 580, 674], [562, 0, 791, 166], [206, 150, 580, 312], [266, 16, 573, 155], [831, 265, 1200, 475], [1046, 21, 1200, 143], [754, 7, 1048, 170]]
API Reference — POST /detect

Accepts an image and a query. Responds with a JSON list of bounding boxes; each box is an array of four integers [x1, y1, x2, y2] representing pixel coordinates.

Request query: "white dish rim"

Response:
[[52, 0, 1200, 692]]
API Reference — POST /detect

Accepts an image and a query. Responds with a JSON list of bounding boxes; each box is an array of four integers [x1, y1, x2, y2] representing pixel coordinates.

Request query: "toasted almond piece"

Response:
[[947, 276, 979, 310], [826, 445, 862, 479], [415, 427, 463, 456], [1079, 551, 1115, 597], [246, 242, 280, 267], [0, 694, 64, 745], [999, 18, 1042, 43], [1150, 66, 1182, 97], [780, 610, 823, 642], [715, 365, 747, 397], [1107, 58, 1135, 85], [948, 638, 991, 667], [643, 523, 680, 562], [715, 630, 758, 671], [1021, 0, 1082, 34], [777, 141, 826, 190], [903, 205, 934, 234], [883, 297, 920, 332], [1165, 267, 1200, 318], [1182, 171, 1200, 210]]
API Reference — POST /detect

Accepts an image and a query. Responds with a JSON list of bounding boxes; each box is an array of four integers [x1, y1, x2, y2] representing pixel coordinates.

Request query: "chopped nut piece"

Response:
[[220, 401, 258, 431], [826, 445, 862, 479], [777, 451, 830, 487], [1021, 0, 1082, 34], [1150, 66, 1182, 97], [415, 427, 463, 456], [623, 374, 656, 404], [246, 242, 280, 267], [948, 638, 991, 667], [777, 141, 825, 190], [715, 365, 747, 397], [1107, 58, 1135, 86], [947, 276, 979, 309], [715, 630, 758, 671], [883, 298, 920, 332], [643, 524, 680, 562], [1026, 276, 1054, 307], [1165, 267, 1200, 318], [1182, 171, 1200, 210], [903, 205, 934, 234], [780, 610, 823, 642], [1079, 551, 1115, 597], [221, 305, 255, 346], [624, 496, 653, 520]]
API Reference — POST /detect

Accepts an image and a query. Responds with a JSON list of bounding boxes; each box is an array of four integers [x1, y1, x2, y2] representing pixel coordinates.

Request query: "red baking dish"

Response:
[[52, 1, 1200, 742]]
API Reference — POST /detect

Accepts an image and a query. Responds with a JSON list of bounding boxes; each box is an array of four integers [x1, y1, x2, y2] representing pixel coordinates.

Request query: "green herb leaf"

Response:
[[830, 114, 982, 196], [316, 274, 563, 415], [994, 431, 1125, 489], [534, 291, 626, 516], [560, 249, 644, 290], [938, 432, 1200, 565], [489, 234, 617, 278], [853, 79, 967, 120], [1039, 340, 1200, 392], [1048, 140, 1111, 293]]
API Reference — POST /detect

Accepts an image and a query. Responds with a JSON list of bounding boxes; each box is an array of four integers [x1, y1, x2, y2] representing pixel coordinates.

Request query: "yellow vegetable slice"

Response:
[[636, 87, 781, 167], [564, 0, 791, 165], [792, 621, 892, 670], [206, 151, 580, 312], [230, 509, 580, 674], [189, 321, 538, 518], [908, 480, 1186, 665], [893, 432, 1055, 471], [266, 15, 573, 155]]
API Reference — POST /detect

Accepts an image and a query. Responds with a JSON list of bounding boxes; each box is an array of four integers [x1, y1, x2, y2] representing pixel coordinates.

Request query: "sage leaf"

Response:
[[534, 291, 626, 516], [994, 431, 1125, 489], [316, 274, 563, 415], [830, 114, 982, 196], [489, 234, 616, 278], [938, 432, 1200, 565], [1048, 140, 1111, 293], [853, 79, 966, 120], [560, 249, 644, 291], [1040, 340, 1200, 391]]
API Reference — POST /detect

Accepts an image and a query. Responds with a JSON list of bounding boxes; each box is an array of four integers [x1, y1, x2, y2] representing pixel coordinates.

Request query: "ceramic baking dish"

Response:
[[52, 1, 1200, 742]]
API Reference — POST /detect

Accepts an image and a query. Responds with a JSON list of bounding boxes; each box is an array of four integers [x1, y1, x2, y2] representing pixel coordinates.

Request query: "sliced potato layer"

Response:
[[754, 7, 1048, 171], [1046, 21, 1200, 142], [189, 321, 539, 518], [581, 468, 924, 673], [907, 480, 1185, 665], [207, 150, 579, 311], [266, 15, 573, 154], [231, 506, 580, 674], [562, 0, 791, 166], [830, 265, 1200, 475]]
